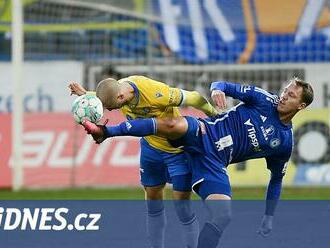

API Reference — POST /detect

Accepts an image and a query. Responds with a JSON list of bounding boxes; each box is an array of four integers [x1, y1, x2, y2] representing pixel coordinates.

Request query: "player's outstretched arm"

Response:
[[68, 82, 95, 96], [180, 90, 219, 116], [258, 172, 284, 237], [68, 82, 87, 96], [210, 81, 276, 107]]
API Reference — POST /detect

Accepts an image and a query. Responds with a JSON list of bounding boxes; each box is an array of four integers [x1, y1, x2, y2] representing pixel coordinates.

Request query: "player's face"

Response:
[[277, 82, 305, 114], [105, 101, 122, 111], [103, 94, 126, 111]]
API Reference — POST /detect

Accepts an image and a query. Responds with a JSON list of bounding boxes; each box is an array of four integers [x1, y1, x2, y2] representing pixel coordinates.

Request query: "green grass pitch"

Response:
[[0, 187, 329, 200]]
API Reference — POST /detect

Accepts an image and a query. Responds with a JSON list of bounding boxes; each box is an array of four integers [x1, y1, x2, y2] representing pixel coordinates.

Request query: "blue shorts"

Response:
[[169, 116, 232, 199], [140, 138, 192, 192]]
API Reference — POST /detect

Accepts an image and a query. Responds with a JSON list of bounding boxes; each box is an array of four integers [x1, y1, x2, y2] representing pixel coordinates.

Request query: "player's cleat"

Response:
[[82, 120, 107, 144]]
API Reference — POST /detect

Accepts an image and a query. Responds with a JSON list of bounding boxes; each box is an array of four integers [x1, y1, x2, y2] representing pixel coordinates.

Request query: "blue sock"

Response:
[[181, 214, 199, 248], [105, 118, 156, 137], [173, 199, 199, 248], [197, 222, 222, 248], [147, 201, 166, 248]]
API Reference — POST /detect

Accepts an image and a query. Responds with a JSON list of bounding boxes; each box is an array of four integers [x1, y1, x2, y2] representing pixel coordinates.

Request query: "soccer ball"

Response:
[[71, 94, 103, 124]]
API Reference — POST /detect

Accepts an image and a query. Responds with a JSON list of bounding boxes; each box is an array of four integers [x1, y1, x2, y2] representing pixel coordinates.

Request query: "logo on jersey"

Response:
[[244, 119, 253, 126], [143, 107, 151, 114], [125, 122, 132, 131], [244, 119, 261, 152], [261, 125, 275, 141], [155, 92, 163, 98], [270, 138, 281, 148], [214, 135, 233, 151], [240, 85, 252, 93], [260, 115, 267, 123]]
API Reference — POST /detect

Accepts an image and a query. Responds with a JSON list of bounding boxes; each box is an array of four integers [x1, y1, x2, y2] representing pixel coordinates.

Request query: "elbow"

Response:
[[190, 91, 200, 98]]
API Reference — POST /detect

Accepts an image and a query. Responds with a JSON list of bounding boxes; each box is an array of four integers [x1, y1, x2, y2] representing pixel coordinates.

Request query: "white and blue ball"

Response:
[[71, 94, 103, 124]]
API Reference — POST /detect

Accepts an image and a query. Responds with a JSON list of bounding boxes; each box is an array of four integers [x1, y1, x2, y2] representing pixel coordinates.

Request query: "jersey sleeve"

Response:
[[264, 157, 289, 215], [210, 81, 279, 107], [128, 75, 183, 108], [265, 156, 289, 199], [266, 157, 289, 178], [86, 91, 96, 95]]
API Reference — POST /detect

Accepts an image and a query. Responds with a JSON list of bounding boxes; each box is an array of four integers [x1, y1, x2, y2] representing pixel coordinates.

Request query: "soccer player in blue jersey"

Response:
[[69, 76, 218, 248], [83, 77, 314, 248]]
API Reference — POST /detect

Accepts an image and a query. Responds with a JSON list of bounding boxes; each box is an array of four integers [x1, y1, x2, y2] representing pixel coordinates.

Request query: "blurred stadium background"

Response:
[[0, 0, 329, 199]]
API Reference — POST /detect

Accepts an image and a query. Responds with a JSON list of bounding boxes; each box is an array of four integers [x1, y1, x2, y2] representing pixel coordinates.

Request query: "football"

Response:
[[71, 94, 103, 124]]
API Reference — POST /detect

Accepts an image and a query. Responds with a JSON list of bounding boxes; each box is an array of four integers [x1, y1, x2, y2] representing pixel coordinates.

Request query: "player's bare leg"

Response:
[[206, 194, 231, 200]]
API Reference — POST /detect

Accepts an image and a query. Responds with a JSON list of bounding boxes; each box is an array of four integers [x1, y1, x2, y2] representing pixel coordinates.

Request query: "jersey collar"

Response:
[[127, 81, 140, 108]]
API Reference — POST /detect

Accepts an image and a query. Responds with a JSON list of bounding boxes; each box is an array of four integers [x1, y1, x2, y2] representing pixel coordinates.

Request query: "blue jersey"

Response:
[[201, 82, 293, 177], [173, 81, 293, 202]]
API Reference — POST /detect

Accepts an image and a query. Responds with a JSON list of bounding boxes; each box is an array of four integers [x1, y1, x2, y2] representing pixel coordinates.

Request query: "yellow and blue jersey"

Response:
[[119, 75, 183, 153]]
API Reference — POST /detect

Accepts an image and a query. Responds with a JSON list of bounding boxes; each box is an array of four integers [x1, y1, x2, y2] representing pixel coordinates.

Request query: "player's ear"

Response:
[[117, 93, 125, 101], [298, 102, 306, 110]]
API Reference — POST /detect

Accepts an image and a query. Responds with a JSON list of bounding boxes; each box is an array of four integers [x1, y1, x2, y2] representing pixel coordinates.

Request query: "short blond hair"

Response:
[[96, 78, 120, 109]]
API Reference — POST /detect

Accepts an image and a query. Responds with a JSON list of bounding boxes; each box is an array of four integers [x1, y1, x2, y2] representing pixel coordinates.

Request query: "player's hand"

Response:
[[68, 82, 87, 96], [211, 90, 227, 110], [82, 120, 107, 144], [257, 215, 273, 237]]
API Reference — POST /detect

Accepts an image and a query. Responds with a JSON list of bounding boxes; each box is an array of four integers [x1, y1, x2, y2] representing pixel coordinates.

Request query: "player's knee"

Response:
[[173, 200, 195, 224], [144, 185, 165, 200], [212, 208, 232, 231], [159, 118, 178, 132], [157, 117, 186, 138], [145, 187, 165, 216], [147, 200, 165, 216]]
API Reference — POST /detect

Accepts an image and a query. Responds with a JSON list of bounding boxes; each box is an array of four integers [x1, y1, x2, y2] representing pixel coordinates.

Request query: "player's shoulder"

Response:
[[252, 90, 279, 114], [127, 75, 167, 88], [119, 75, 148, 93], [253, 87, 279, 104], [123, 75, 144, 84]]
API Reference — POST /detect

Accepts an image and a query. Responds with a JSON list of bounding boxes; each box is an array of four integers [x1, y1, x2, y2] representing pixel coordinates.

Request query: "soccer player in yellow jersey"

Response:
[[69, 75, 218, 248]]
